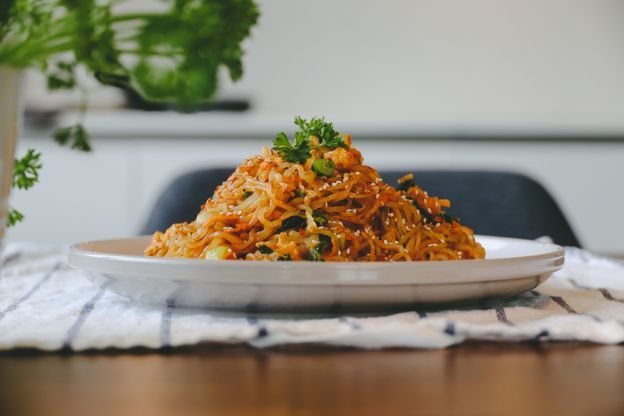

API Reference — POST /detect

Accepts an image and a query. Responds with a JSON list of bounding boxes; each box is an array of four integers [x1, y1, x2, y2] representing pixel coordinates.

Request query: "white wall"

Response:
[[25, 0, 624, 131], [221, 0, 624, 129]]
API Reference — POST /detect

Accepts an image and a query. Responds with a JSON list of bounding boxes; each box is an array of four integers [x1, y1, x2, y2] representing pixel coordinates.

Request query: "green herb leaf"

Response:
[[295, 116, 344, 149], [272, 131, 311, 163], [277, 215, 307, 233], [12, 149, 42, 190], [308, 248, 322, 262], [46, 60, 76, 90], [6, 207, 24, 227], [407, 197, 460, 224], [312, 159, 335, 177], [272, 116, 345, 164], [398, 177, 416, 192], [308, 234, 331, 261], [242, 190, 253, 200], [407, 197, 434, 223], [278, 253, 292, 261], [258, 245, 273, 254], [439, 211, 460, 223], [53, 124, 92, 152], [313, 210, 327, 226]]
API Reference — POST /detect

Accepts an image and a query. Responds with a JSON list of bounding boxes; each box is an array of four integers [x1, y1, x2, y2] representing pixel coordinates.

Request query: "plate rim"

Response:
[[69, 234, 564, 269]]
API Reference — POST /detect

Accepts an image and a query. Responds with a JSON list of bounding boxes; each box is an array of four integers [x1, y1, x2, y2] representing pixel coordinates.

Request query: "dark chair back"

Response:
[[142, 168, 581, 247]]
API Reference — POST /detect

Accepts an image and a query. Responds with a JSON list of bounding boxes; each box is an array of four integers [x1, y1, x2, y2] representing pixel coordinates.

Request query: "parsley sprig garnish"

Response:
[[7, 149, 42, 227], [272, 116, 346, 164]]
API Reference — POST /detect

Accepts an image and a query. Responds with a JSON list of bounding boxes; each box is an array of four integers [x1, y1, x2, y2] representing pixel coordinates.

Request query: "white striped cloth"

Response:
[[1, 242, 623, 351]]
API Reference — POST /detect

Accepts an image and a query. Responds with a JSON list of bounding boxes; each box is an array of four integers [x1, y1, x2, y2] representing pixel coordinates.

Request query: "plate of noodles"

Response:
[[69, 116, 564, 311]]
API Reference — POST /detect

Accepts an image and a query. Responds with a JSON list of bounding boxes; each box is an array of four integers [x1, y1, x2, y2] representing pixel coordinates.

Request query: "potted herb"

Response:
[[0, 0, 259, 253]]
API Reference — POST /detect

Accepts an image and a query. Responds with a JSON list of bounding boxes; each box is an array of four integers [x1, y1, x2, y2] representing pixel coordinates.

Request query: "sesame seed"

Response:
[[347, 248, 351, 254], [376, 194, 380, 199]]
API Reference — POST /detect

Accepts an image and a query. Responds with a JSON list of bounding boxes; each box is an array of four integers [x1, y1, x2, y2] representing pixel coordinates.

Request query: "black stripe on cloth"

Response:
[[245, 302, 258, 325], [339, 316, 362, 330], [63, 282, 110, 349], [529, 329, 550, 343], [536, 287, 606, 323], [569, 278, 624, 305], [245, 305, 269, 338], [443, 321, 456, 336], [532, 290, 578, 314], [495, 307, 514, 326], [549, 296, 577, 314], [0, 262, 60, 322], [159, 297, 177, 348], [598, 289, 624, 304]]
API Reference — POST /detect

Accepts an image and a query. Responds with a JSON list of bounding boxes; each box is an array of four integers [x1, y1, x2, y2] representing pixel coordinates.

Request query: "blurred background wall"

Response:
[[8, 0, 624, 253]]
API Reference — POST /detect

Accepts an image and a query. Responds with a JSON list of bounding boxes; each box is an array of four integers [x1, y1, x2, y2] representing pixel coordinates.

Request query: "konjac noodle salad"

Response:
[[145, 117, 485, 261]]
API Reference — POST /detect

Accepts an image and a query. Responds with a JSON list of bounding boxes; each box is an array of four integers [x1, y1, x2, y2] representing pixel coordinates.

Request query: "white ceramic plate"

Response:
[[68, 236, 564, 311]]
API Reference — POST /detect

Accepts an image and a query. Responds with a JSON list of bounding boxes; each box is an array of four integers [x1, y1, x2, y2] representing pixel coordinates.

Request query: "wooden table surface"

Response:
[[1, 342, 623, 416]]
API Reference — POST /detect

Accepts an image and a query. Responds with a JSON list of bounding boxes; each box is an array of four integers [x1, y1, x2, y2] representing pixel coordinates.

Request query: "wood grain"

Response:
[[1, 343, 623, 416]]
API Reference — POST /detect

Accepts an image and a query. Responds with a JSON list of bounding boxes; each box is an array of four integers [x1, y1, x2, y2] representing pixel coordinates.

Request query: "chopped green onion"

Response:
[[308, 234, 331, 261], [312, 159, 335, 177], [205, 246, 230, 260], [313, 210, 327, 226]]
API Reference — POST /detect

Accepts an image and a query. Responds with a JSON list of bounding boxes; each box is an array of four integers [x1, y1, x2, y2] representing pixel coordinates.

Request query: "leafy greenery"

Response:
[[7, 149, 42, 226], [12, 149, 41, 190], [277, 214, 307, 233], [0, 0, 259, 227], [272, 131, 312, 164], [397, 177, 416, 192], [0, 0, 259, 105], [257, 245, 273, 254], [294, 116, 345, 149], [308, 234, 330, 261], [407, 196, 459, 224], [312, 210, 327, 226], [312, 159, 335, 177], [52, 124, 91, 151], [6, 208, 24, 227], [272, 116, 346, 164]]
